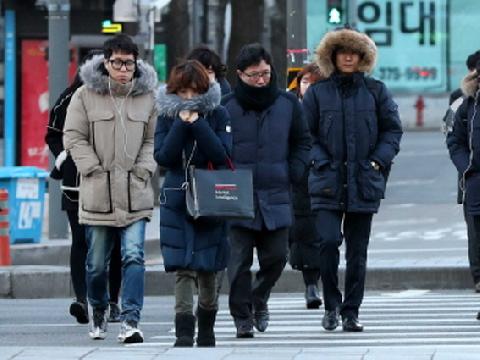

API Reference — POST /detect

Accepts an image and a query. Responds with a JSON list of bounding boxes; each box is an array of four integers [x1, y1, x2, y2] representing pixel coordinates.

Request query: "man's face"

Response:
[[105, 51, 136, 84], [237, 60, 272, 88], [335, 50, 360, 74]]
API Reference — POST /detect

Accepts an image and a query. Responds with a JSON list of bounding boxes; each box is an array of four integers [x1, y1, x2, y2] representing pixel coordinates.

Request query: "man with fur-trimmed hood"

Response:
[[64, 34, 158, 343], [303, 26, 402, 332]]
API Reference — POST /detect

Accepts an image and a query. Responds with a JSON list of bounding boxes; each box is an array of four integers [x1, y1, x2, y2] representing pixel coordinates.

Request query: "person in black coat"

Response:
[[222, 43, 311, 338], [45, 50, 123, 325], [288, 63, 325, 309], [303, 27, 402, 332], [154, 60, 232, 347], [447, 60, 480, 299], [445, 51, 480, 294], [187, 45, 231, 97]]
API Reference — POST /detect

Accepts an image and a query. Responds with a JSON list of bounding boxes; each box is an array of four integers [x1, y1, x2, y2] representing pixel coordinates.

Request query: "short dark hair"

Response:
[[235, 43, 273, 71], [297, 63, 324, 84], [166, 60, 210, 95], [103, 34, 139, 60], [187, 46, 227, 78], [466, 50, 480, 71]]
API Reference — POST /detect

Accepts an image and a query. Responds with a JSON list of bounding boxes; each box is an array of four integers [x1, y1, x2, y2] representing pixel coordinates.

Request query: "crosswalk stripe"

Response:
[[138, 292, 480, 348]]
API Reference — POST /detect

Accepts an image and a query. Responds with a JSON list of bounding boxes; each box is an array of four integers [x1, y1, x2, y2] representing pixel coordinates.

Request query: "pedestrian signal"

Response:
[[327, 0, 343, 24]]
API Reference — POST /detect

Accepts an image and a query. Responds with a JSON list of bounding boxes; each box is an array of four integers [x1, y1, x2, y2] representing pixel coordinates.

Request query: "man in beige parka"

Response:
[[63, 34, 157, 343]]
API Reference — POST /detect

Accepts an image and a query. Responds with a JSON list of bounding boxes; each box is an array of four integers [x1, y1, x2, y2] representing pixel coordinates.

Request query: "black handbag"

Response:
[[185, 142, 254, 220]]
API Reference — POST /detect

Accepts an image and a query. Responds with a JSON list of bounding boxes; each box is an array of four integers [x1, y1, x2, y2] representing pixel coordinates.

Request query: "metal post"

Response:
[[286, 0, 307, 69], [348, 0, 357, 27], [4, 10, 16, 167], [48, 0, 70, 239]]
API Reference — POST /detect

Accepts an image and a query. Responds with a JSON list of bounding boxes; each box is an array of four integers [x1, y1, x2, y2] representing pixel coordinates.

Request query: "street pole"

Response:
[[348, 0, 357, 27], [286, 0, 307, 74], [48, 0, 70, 239]]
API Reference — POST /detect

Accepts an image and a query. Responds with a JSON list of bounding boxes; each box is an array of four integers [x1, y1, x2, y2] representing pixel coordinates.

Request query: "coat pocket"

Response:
[[308, 161, 340, 199], [81, 170, 113, 213], [128, 171, 154, 212], [357, 160, 386, 201]]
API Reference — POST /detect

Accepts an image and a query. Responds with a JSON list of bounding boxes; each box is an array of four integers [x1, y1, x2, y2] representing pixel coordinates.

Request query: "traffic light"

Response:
[[327, 0, 343, 24]]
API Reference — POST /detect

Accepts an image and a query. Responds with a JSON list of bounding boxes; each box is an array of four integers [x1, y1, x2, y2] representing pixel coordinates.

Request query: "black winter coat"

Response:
[[447, 94, 480, 214], [45, 84, 81, 211], [303, 73, 402, 213], [154, 84, 232, 272], [222, 91, 311, 230]]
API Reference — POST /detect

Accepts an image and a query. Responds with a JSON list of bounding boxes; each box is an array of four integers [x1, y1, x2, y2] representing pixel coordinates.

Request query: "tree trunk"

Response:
[[164, 0, 191, 74], [270, 0, 287, 88], [226, 0, 264, 84]]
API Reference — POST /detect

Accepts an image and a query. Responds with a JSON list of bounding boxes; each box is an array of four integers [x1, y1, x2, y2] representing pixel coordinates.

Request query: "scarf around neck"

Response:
[[234, 69, 280, 112]]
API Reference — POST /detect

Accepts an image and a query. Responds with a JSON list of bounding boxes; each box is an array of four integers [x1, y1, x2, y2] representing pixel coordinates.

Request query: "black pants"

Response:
[[465, 205, 480, 284], [66, 210, 122, 303], [302, 269, 321, 287], [228, 226, 289, 320], [315, 210, 373, 318]]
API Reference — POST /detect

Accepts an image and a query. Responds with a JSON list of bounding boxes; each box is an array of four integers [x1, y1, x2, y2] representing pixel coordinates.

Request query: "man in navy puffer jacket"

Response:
[[222, 43, 311, 338], [303, 27, 402, 332]]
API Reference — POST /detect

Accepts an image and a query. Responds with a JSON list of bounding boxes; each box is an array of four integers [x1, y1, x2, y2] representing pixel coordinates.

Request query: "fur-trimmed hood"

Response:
[[315, 27, 377, 77], [461, 71, 479, 98], [155, 82, 221, 117], [79, 54, 158, 96]]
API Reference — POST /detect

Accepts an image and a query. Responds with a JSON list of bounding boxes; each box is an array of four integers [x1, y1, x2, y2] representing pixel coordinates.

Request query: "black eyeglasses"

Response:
[[242, 71, 271, 80], [109, 58, 136, 71]]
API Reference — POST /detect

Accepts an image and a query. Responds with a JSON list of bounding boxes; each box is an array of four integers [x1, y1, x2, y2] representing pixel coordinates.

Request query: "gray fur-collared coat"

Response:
[[63, 55, 158, 226], [154, 83, 232, 272]]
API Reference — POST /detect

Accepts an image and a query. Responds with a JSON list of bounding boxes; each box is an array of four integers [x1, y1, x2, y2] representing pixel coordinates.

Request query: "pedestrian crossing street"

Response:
[[136, 290, 480, 347]]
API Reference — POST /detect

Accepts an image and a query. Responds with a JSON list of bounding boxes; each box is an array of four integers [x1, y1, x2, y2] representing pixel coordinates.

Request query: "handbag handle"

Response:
[[207, 157, 235, 171]]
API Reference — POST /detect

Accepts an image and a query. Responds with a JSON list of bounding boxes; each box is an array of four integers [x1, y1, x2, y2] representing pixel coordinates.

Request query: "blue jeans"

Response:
[[86, 219, 146, 324]]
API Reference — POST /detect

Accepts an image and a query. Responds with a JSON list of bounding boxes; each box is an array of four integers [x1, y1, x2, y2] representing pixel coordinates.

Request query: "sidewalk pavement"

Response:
[[2, 345, 480, 360], [1, 206, 475, 298], [0, 237, 473, 298]]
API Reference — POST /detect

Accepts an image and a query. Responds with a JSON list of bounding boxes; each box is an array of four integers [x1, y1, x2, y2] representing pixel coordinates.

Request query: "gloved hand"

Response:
[[55, 150, 68, 170]]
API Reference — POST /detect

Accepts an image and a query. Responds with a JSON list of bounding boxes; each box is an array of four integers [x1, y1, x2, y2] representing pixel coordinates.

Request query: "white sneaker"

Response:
[[89, 310, 107, 340], [118, 320, 144, 343]]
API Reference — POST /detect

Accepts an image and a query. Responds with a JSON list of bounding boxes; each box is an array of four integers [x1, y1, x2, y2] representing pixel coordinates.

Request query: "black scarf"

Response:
[[234, 69, 280, 112], [332, 72, 364, 97]]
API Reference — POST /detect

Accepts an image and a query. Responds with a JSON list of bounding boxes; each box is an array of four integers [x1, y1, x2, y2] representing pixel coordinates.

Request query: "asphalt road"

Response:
[[367, 131, 467, 266]]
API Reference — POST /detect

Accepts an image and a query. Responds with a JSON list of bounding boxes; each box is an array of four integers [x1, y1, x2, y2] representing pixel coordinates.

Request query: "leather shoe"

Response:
[[253, 309, 269, 332], [322, 309, 339, 331], [235, 318, 254, 338], [342, 316, 364, 332], [475, 282, 480, 293], [305, 285, 322, 309]]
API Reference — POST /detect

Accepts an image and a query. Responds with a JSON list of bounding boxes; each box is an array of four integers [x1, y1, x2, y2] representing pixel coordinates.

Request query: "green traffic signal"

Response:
[[328, 7, 342, 24]]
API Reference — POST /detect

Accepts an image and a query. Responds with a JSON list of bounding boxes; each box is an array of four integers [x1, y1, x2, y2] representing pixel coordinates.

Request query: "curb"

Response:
[[11, 238, 160, 266], [0, 265, 473, 299]]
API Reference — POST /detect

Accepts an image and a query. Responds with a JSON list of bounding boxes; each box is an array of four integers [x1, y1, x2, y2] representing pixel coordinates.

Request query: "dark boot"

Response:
[[174, 313, 195, 347], [196, 307, 217, 347], [305, 284, 322, 309]]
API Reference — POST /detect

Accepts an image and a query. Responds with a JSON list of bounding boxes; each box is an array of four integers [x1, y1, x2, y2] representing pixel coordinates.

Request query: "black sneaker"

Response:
[[253, 309, 270, 332], [234, 318, 254, 338], [69, 300, 89, 324], [118, 320, 144, 343], [89, 309, 107, 340], [108, 302, 121, 323]]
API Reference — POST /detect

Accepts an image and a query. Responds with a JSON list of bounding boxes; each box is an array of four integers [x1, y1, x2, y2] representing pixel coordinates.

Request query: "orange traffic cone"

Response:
[[0, 189, 11, 266]]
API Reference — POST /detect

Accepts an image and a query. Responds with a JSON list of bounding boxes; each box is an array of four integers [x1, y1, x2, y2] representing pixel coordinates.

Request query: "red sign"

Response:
[[20, 40, 77, 169]]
